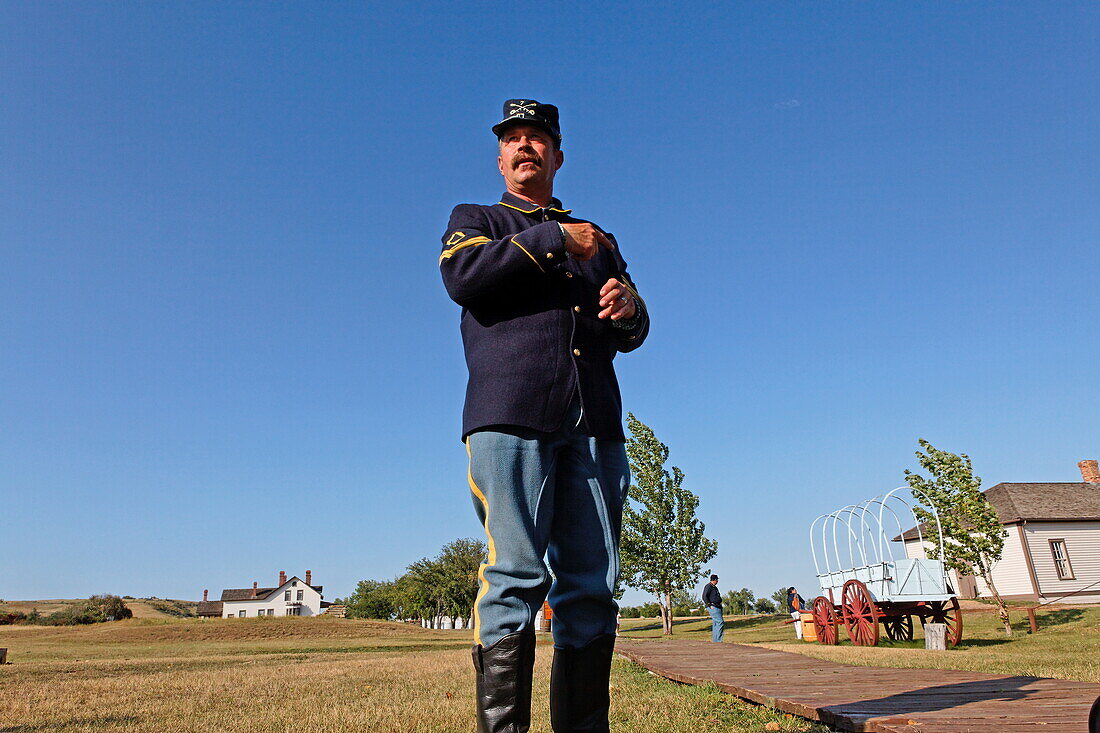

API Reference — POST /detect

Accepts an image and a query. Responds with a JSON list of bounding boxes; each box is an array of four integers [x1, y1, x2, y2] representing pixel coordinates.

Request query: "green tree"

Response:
[[754, 597, 777, 614], [436, 537, 486, 624], [771, 587, 790, 614], [403, 556, 447, 626], [722, 587, 755, 615], [905, 438, 1012, 635], [345, 580, 396, 620], [620, 414, 718, 635], [669, 589, 702, 617], [386, 537, 487, 628]]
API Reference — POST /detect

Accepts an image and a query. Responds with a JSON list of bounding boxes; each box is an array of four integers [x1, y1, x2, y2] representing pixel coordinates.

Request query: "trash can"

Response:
[[800, 611, 817, 642]]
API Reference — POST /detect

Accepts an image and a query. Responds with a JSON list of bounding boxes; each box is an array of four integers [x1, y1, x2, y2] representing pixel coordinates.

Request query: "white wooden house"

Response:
[[899, 460, 1100, 604], [197, 570, 330, 618]]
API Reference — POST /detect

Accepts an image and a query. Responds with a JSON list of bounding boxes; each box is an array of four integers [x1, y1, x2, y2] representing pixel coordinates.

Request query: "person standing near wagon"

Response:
[[438, 99, 650, 732], [703, 574, 724, 642], [787, 586, 806, 640]]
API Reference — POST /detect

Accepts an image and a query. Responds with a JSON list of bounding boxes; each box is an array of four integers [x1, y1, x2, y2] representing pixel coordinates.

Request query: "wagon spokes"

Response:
[[811, 596, 838, 645], [841, 579, 880, 647], [922, 598, 963, 647], [883, 613, 914, 641]]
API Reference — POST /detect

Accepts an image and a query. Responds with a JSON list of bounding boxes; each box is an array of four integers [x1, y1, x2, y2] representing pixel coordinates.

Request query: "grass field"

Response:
[[0, 616, 827, 732], [619, 602, 1100, 683]]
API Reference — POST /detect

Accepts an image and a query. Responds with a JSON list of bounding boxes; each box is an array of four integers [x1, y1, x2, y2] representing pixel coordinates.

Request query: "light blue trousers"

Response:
[[709, 606, 725, 642], [465, 404, 629, 649]]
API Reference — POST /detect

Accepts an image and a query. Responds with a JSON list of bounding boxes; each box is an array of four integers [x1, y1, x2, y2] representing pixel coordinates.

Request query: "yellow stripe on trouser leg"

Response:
[[466, 438, 496, 647]]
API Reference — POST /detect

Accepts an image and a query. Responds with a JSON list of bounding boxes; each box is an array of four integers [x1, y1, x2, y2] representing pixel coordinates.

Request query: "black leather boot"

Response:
[[472, 629, 536, 733], [549, 634, 615, 732]]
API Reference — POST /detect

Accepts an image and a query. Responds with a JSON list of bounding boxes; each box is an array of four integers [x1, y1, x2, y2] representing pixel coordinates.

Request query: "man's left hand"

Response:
[[598, 278, 637, 321]]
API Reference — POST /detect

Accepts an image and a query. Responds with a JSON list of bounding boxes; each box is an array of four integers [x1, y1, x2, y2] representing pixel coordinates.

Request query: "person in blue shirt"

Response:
[[703, 574, 724, 642], [440, 99, 649, 733], [787, 587, 807, 640]]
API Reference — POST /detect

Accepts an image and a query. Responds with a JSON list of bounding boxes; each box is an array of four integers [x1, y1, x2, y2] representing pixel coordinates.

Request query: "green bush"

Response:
[[42, 595, 133, 625]]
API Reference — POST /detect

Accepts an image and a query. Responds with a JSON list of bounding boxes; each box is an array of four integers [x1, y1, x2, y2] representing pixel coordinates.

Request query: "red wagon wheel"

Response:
[[811, 596, 838, 645], [883, 614, 914, 641], [841, 579, 880, 646], [925, 598, 963, 647]]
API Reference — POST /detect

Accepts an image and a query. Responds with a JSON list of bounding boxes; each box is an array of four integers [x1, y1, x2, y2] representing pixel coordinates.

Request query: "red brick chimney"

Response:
[[305, 570, 312, 586], [279, 570, 287, 586], [251, 581, 258, 598], [203, 589, 209, 602], [1079, 459, 1100, 484]]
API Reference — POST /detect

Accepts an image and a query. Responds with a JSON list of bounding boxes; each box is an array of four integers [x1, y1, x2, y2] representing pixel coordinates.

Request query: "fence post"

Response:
[[1026, 607, 1038, 634], [925, 623, 947, 651], [0, 648, 7, 664]]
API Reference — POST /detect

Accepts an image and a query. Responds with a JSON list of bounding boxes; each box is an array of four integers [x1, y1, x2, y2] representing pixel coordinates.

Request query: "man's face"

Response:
[[497, 124, 563, 190]]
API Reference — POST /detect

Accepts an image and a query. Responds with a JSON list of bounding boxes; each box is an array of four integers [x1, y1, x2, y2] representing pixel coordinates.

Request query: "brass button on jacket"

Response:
[[573, 348, 582, 357]]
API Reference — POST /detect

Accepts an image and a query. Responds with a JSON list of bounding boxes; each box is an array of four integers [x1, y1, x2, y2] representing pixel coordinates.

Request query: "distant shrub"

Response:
[[0, 612, 27, 625], [144, 598, 196, 618], [42, 595, 133, 625], [618, 606, 642, 618]]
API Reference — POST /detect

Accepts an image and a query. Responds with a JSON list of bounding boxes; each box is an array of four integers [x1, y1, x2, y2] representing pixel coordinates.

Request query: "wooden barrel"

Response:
[[540, 601, 552, 632], [800, 612, 817, 642]]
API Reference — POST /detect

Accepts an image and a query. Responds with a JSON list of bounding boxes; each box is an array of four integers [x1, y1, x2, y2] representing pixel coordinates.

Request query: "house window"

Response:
[[268, 609, 274, 616], [1049, 539, 1075, 580], [292, 580, 297, 587], [239, 610, 246, 618], [285, 591, 291, 601], [296, 590, 304, 601]]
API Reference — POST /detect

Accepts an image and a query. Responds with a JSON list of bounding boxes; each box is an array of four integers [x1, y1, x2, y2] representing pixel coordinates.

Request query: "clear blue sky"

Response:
[[3, 3, 1098, 606]]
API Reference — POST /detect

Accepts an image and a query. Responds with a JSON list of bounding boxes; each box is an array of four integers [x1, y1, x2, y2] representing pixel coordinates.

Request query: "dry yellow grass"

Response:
[[0, 617, 828, 732]]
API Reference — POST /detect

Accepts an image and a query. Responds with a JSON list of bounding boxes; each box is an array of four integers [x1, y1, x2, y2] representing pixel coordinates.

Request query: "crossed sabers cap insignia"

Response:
[[508, 100, 536, 118]]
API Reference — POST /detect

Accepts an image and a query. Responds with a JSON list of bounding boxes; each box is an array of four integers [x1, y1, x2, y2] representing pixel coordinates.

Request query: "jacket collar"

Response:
[[496, 191, 572, 215]]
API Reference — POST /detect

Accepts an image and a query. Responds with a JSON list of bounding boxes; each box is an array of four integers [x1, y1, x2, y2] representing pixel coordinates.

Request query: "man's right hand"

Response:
[[561, 222, 615, 261]]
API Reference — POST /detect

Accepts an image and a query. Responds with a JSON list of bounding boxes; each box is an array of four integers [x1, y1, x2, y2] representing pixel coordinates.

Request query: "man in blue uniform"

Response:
[[439, 100, 649, 732]]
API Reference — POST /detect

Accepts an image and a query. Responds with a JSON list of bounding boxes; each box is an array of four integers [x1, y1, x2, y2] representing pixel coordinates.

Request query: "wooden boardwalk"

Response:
[[617, 639, 1100, 732]]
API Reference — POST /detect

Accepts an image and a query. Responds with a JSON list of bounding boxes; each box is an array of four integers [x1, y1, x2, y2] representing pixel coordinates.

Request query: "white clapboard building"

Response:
[[197, 570, 329, 618], [899, 460, 1100, 604]]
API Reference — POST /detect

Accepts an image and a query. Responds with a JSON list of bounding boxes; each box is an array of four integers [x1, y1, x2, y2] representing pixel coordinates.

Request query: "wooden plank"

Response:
[[617, 639, 1100, 732]]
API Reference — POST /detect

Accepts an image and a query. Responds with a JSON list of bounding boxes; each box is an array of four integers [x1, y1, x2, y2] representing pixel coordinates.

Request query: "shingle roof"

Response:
[[983, 482, 1100, 523], [197, 600, 223, 616], [897, 482, 1100, 540], [221, 587, 277, 601], [219, 582, 323, 602]]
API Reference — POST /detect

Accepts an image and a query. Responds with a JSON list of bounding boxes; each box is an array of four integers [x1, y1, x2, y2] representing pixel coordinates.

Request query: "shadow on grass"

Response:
[[2, 718, 141, 732], [955, 638, 1014, 648], [1038, 608, 1086, 629]]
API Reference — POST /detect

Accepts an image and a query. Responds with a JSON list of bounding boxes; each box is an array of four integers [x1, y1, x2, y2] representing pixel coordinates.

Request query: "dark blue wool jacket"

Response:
[[440, 191, 649, 441]]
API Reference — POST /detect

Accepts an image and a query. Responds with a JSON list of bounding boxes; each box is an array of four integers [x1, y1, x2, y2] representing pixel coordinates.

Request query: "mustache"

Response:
[[512, 153, 543, 168]]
